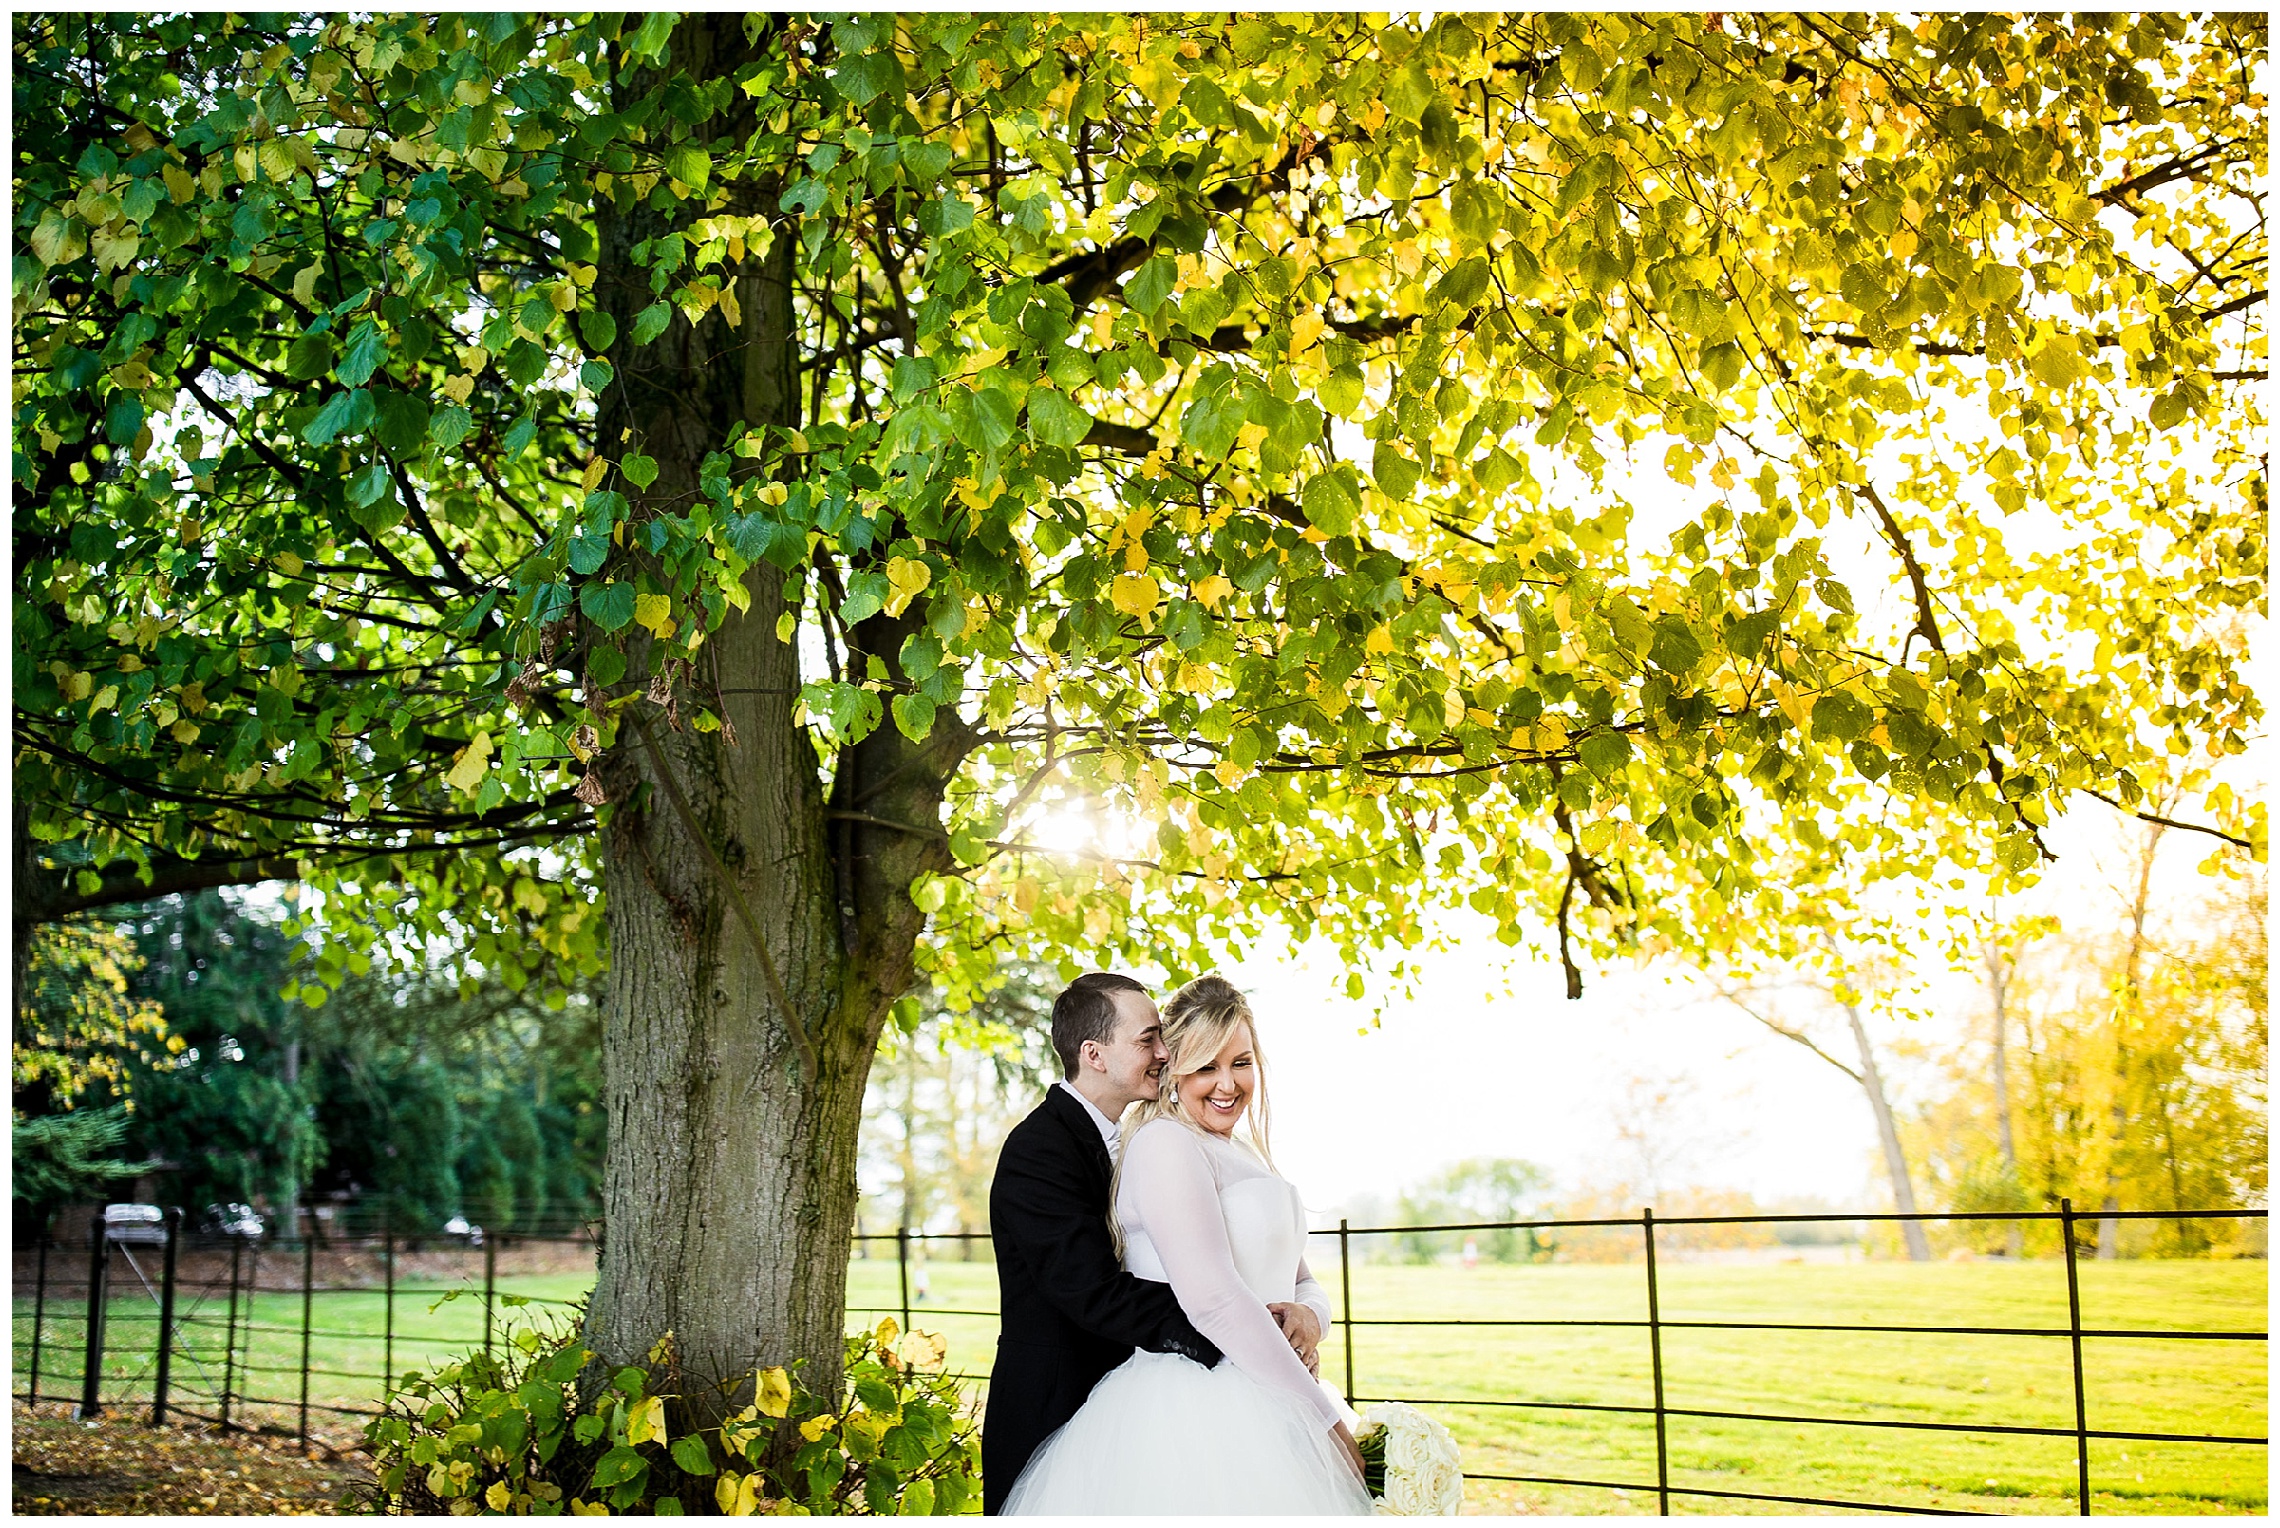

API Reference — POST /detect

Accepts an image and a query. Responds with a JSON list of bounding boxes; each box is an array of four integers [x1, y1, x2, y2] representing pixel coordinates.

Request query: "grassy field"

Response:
[[18, 1252, 2265, 1514]]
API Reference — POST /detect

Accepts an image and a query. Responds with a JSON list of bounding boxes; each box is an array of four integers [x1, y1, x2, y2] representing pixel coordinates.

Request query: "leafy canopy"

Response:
[[13, 13, 2264, 1005]]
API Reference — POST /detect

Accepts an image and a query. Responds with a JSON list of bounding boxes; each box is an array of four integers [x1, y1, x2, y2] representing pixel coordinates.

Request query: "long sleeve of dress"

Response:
[[1121, 1122, 1344, 1431], [1293, 1259, 1333, 1340]]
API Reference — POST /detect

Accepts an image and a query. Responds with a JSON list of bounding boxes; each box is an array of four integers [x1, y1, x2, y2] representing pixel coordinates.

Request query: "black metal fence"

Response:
[[1323, 1202, 2267, 1516], [12, 1214, 591, 1439], [17, 1204, 2266, 1514]]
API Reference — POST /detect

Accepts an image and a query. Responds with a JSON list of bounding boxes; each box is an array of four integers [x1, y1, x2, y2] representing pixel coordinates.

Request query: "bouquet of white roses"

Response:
[[1354, 1402, 1463, 1515]]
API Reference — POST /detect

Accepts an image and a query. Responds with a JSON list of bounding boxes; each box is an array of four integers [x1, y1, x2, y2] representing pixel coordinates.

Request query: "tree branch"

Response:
[[2079, 788, 2257, 853]]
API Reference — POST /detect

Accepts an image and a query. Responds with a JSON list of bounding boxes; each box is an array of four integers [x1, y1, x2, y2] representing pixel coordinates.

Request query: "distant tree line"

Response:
[[12, 891, 604, 1239]]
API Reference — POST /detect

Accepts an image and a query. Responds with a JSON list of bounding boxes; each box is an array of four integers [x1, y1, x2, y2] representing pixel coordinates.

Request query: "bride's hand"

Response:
[[1330, 1421, 1365, 1481]]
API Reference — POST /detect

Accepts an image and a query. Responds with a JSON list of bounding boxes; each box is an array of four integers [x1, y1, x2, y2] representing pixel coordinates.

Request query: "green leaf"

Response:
[[429, 405, 474, 451], [1578, 730, 1632, 778], [568, 526, 612, 576], [840, 570, 888, 626], [580, 359, 615, 394], [302, 389, 367, 447], [588, 645, 627, 687], [1125, 255, 1178, 315], [669, 1435, 716, 1476], [591, 1444, 648, 1489], [579, 311, 618, 353], [891, 692, 937, 741], [350, 462, 393, 508], [1372, 443, 1421, 500], [286, 333, 333, 380], [663, 144, 711, 194], [622, 453, 660, 490], [898, 1479, 935, 1516], [917, 195, 973, 238], [580, 581, 638, 633], [336, 320, 387, 387], [631, 301, 672, 346], [966, 388, 1017, 453], [1811, 691, 1872, 743], [1300, 469, 1360, 538], [1649, 617, 1703, 678], [1026, 388, 1093, 449]]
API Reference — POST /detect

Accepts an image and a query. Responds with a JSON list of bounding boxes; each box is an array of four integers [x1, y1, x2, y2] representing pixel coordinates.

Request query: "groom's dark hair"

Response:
[[1051, 972, 1149, 1079]]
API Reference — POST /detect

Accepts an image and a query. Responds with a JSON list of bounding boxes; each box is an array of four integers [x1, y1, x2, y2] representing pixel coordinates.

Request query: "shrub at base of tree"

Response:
[[355, 1306, 978, 1516]]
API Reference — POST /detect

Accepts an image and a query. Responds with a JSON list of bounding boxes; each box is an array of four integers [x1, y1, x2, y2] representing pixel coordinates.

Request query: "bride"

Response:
[[1003, 975, 1374, 1515]]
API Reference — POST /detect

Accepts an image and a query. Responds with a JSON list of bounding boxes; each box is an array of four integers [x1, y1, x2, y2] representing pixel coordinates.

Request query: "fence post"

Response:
[[80, 1212, 113, 1419], [1338, 1217, 1355, 1403], [383, 1219, 396, 1395], [153, 1209, 183, 1425], [483, 1231, 498, 1366], [2062, 1199, 2090, 1515], [299, 1229, 315, 1443], [1643, 1207, 1669, 1516], [897, 1227, 912, 1335], [30, 1237, 50, 1407], [220, 1237, 242, 1433]]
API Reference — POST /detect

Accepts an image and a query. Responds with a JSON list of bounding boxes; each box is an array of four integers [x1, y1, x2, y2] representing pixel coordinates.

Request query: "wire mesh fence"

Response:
[[14, 1203, 2265, 1513]]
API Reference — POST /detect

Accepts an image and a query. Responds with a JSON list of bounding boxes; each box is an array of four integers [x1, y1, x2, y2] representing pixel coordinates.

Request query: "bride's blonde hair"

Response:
[[1110, 976, 1273, 1252]]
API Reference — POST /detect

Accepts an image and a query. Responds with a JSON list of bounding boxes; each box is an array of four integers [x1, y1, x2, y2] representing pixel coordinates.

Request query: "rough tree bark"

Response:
[[581, 16, 973, 1413]]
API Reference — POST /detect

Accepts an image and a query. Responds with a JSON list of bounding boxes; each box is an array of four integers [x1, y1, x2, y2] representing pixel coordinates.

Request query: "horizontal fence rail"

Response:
[[14, 1203, 2265, 1514]]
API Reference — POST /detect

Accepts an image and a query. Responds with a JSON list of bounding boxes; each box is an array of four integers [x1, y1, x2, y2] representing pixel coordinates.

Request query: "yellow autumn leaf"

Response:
[[1363, 625, 1394, 656], [162, 163, 196, 203], [292, 262, 322, 307], [582, 456, 610, 492], [1190, 574, 1234, 611], [441, 373, 475, 404], [1109, 573, 1160, 620], [799, 1412, 837, 1443], [897, 1329, 949, 1372], [63, 671, 93, 702], [634, 592, 673, 634], [444, 731, 493, 795], [90, 684, 120, 712], [569, 1498, 610, 1515], [485, 1482, 513, 1512], [1289, 311, 1325, 353], [276, 551, 304, 576], [755, 1366, 792, 1418], [626, 1393, 667, 1446], [882, 556, 931, 618], [171, 720, 200, 745]]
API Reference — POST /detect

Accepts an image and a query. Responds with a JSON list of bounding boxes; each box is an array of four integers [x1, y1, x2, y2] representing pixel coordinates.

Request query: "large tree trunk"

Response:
[[581, 17, 970, 1414]]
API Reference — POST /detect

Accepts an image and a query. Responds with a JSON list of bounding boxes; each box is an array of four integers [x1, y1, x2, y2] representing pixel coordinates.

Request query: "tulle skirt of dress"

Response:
[[1001, 1350, 1374, 1516]]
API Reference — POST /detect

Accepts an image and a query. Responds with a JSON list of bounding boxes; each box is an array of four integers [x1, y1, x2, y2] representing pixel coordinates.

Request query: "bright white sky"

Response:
[[1210, 792, 2247, 1220]]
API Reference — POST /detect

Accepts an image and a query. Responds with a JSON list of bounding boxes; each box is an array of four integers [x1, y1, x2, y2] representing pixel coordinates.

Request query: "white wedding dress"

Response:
[[1002, 1120, 1374, 1515]]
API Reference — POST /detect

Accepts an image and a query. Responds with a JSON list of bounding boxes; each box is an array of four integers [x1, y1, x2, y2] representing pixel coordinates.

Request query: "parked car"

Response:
[[198, 1202, 265, 1239]]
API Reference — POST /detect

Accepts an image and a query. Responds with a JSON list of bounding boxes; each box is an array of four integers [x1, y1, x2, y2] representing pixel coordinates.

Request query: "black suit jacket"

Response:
[[981, 1085, 1221, 1512]]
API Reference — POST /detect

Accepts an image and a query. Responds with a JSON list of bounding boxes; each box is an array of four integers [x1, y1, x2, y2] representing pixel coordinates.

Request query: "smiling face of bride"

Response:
[[1175, 1022, 1258, 1136]]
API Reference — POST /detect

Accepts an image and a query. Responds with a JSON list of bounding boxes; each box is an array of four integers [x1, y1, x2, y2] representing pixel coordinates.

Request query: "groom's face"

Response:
[[1089, 989, 1169, 1111]]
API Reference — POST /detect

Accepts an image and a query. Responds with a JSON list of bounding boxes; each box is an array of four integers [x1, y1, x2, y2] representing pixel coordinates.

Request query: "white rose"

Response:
[[1364, 1404, 1464, 1516]]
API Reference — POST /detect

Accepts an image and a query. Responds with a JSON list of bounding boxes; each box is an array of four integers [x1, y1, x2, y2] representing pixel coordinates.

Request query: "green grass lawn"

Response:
[[19, 1253, 2264, 1514]]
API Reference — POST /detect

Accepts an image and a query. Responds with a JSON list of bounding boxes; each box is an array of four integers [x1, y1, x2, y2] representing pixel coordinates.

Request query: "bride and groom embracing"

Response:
[[981, 972, 1375, 1515]]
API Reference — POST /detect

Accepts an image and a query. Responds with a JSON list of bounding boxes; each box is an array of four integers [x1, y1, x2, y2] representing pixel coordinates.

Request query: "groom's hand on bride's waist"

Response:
[[1268, 1301, 1323, 1373]]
